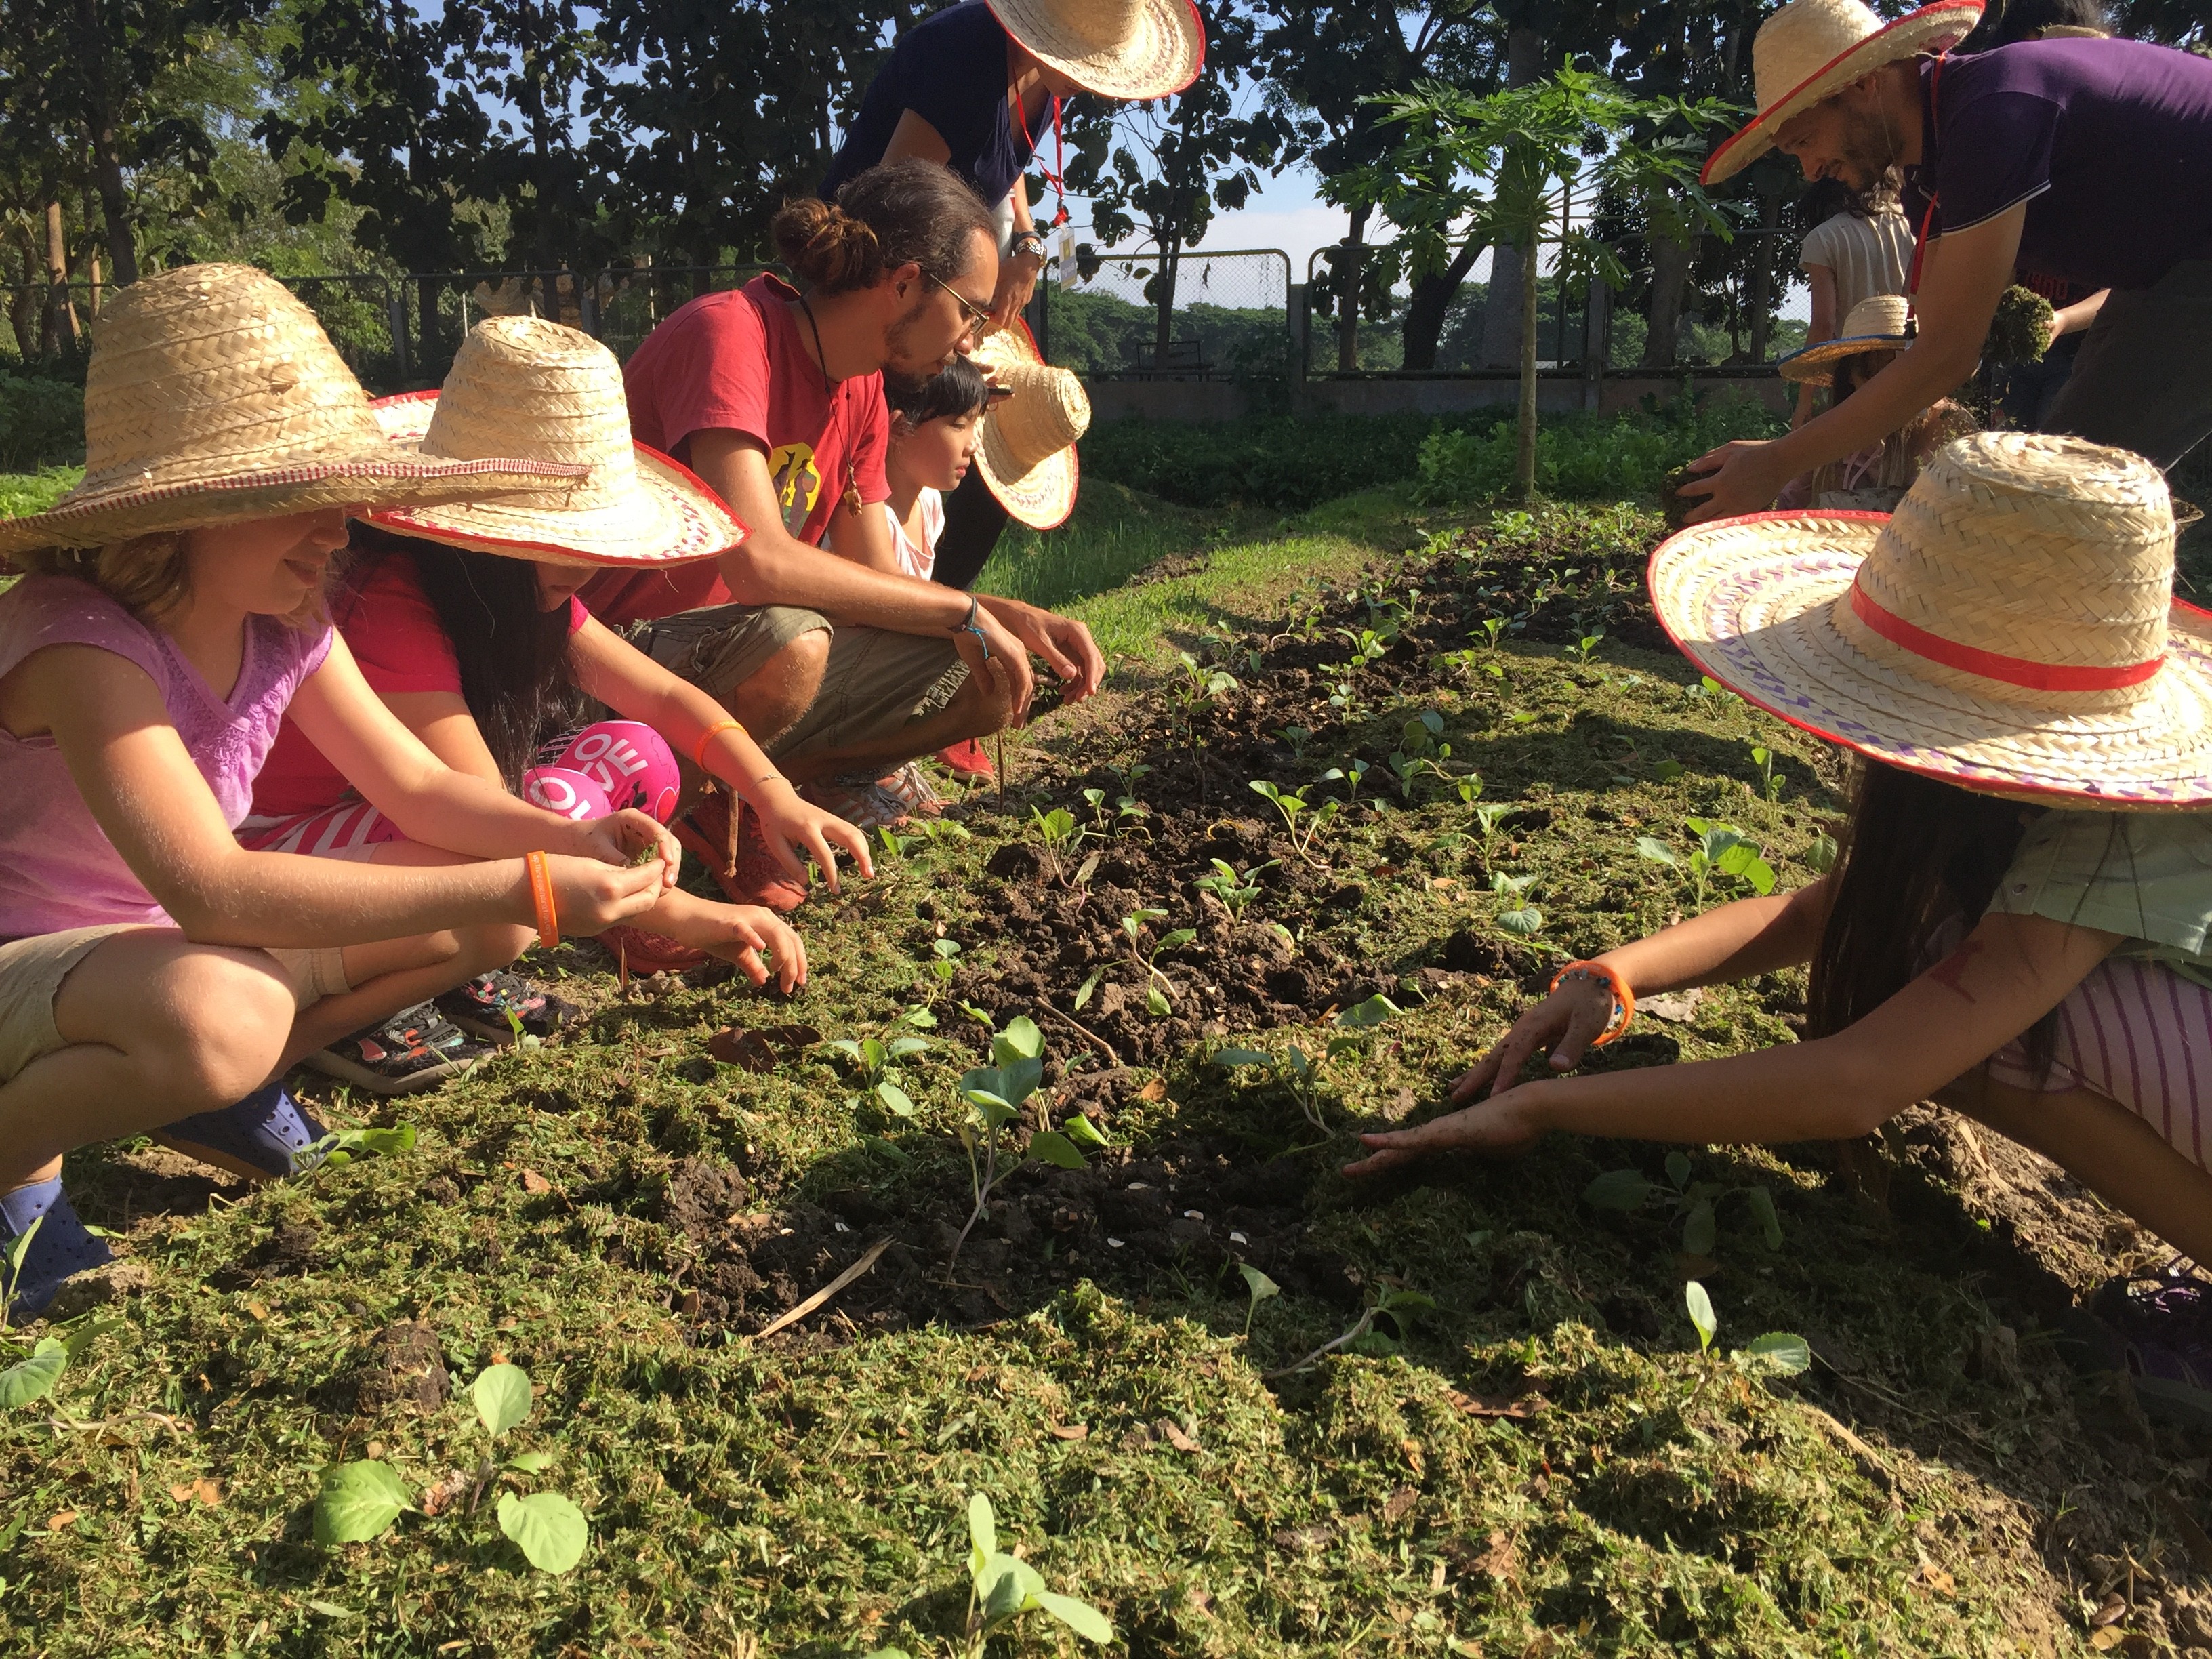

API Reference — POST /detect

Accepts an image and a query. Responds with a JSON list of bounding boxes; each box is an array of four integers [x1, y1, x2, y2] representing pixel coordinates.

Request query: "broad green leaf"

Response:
[[1497, 906, 1544, 936], [1028, 1131, 1086, 1171], [335, 1124, 416, 1158], [861, 1038, 886, 1069], [1239, 1263, 1280, 1309], [864, 1136, 911, 1165], [1685, 1281, 1718, 1353], [964, 1092, 1018, 1130], [966, 1491, 996, 1576], [1738, 1332, 1813, 1376], [0, 1339, 66, 1410], [1214, 1048, 1276, 1069], [1806, 830, 1839, 874], [1663, 1151, 1692, 1189], [875, 1082, 916, 1119], [932, 939, 962, 960], [504, 1450, 554, 1474], [496, 1490, 588, 1574], [1740, 856, 1777, 895], [886, 1037, 930, 1058], [1063, 1113, 1110, 1148], [312, 1460, 410, 1545], [1746, 1186, 1784, 1250], [1035, 1589, 1115, 1643], [901, 1006, 938, 1028], [996, 1017, 1045, 1063], [5, 1217, 41, 1282], [471, 1362, 532, 1439], [981, 1553, 1048, 1622], [1583, 1169, 1654, 1211], [1073, 970, 1101, 1011], [1145, 985, 1170, 1016], [1334, 994, 1402, 1030], [1681, 1197, 1717, 1257], [1159, 928, 1198, 950], [1635, 836, 1679, 868], [828, 1039, 864, 1063]]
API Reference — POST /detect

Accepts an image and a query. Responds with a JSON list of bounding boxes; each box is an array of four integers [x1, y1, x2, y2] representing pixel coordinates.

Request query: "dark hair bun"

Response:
[[772, 200, 884, 293]]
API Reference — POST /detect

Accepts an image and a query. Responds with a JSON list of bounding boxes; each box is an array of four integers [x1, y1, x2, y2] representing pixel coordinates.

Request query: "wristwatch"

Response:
[[1008, 229, 1047, 262]]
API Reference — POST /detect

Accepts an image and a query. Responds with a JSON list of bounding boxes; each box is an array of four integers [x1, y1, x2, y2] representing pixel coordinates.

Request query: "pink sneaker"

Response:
[[938, 737, 994, 779]]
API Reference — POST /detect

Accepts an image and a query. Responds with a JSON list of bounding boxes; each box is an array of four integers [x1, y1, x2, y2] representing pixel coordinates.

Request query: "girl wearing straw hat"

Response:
[[249, 314, 869, 1001], [0, 264, 680, 1320], [1774, 293, 1978, 511], [1347, 434, 2212, 1341], [1682, 0, 2212, 525]]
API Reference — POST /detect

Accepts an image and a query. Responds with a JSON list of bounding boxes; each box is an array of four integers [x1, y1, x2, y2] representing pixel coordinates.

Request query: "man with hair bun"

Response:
[[581, 159, 1105, 911]]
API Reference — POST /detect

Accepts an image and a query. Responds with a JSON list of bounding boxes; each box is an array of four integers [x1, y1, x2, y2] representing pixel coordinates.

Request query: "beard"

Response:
[[1831, 100, 1901, 193], [882, 293, 953, 392]]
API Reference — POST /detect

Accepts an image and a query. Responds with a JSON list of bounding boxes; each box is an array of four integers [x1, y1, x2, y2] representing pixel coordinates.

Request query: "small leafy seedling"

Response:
[[956, 1492, 1112, 1656], [1121, 908, 1195, 1015], [1584, 1149, 1783, 1260], [1170, 651, 1239, 807], [1215, 994, 1402, 1134], [1265, 1286, 1436, 1378], [1195, 857, 1275, 920], [1490, 872, 1542, 936], [949, 1017, 1086, 1267], [0, 1231, 122, 1408], [1237, 1263, 1279, 1336], [1640, 820, 1776, 911], [1682, 1281, 1812, 1382], [1248, 779, 1340, 865], [829, 1015, 933, 1120]]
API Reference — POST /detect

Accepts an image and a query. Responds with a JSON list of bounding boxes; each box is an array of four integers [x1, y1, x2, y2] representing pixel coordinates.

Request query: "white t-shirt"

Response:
[[1799, 211, 1915, 322], [884, 489, 944, 581]]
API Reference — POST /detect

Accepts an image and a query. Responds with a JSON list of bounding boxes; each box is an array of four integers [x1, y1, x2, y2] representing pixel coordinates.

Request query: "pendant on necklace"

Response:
[[843, 462, 863, 516]]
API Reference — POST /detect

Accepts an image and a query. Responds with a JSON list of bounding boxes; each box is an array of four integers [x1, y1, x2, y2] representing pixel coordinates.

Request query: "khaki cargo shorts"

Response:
[[624, 603, 969, 764], [0, 925, 347, 1084]]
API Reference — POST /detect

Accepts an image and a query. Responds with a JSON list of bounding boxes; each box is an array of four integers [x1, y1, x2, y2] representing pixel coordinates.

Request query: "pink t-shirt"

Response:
[[0, 574, 332, 937], [254, 552, 586, 819]]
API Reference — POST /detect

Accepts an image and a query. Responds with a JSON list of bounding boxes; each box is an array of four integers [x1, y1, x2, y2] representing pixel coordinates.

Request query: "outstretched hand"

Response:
[[573, 807, 682, 888], [1677, 438, 1793, 526], [1341, 1088, 1544, 1178], [750, 781, 874, 894]]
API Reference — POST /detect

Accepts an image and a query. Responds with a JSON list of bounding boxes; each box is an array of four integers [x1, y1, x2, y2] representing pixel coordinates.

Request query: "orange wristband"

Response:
[[1549, 958, 1634, 1046], [690, 718, 745, 769], [525, 850, 559, 949]]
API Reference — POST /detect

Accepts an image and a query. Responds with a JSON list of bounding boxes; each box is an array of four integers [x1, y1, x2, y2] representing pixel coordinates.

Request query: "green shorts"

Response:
[[623, 604, 968, 764]]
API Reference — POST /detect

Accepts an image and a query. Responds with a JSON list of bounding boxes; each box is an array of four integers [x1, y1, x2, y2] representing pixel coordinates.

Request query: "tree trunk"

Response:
[[1514, 233, 1540, 504], [73, 0, 138, 287], [11, 234, 42, 360], [1479, 24, 1548, 369], [1336, 205, 1368, 373], [43, 203, 79, 348], [1399, 239, 1483, 371], [1151, 235, 1182, 369], [1642, 228, 1693, 367]]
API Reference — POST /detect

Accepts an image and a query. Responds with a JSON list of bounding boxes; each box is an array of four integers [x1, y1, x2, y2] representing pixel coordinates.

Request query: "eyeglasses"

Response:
[[926, 268, 992, 337]]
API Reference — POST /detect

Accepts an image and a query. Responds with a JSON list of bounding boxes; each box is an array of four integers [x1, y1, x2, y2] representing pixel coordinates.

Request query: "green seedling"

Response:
[[1472, 802, 1512, 841], [953, 1492, 1112, 1656], [1335, 626, 1391, 671], [829, 1016, 933, 1120], [1639, 819, 1776, 911], [1237, 1263, 1280, 1336], [1570, 631, 1604, 665], [1749, 743, 1784, 802], [1170, 651, 1239, 808], [1028, 804, 1097, 885], [1490, 872, 1542, 936], [1248, 779, 1340, 865], [1325, 678, 1362, 718], [927, 938, 964, 983], [1276, 725, 1312, 761], [1319, 757, 1371, 811], [1479, 617, 1507, 649], [1265, 1285, 1435, 1378], [1121, 908, 1196, 1015], [312, 1361, 588, 1574], [1682, 1280, 1811, 1380], [302, 1122, 418, 1179], [0, 1232, 122, 1408], [1195, 857, 1275, 921], [1806, 826, 1839, 874], [1214, 993, 1401, 1134], [1584, 1149, 1784, 1260], [949, 1017, 1085, 1267], [1454, 773, 1485, 808]]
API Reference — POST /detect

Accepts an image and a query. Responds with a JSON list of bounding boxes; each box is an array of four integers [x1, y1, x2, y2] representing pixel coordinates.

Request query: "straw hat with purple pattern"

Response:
[[364, 314, 743, 568], [1701, 0, 1984, 185], [1778, 293, 1914, 384], [0, 264, 579, 560], [1649, 432, 2212, 808]]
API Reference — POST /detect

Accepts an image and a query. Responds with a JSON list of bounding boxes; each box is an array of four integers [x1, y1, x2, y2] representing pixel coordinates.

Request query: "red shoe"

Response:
[[937, 738, 994, 780], [674, 790, 808, 912], [598, 924, 708, 975]]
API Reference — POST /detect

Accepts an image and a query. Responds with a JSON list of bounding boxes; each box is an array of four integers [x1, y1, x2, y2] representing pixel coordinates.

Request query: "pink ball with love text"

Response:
[[520, 766, 612, 822], [554, 720, 681, 823]]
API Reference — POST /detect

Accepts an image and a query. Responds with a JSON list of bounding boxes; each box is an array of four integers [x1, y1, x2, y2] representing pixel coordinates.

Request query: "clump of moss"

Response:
[[1660, 464, 1703, 531], [1984, 285, 2054, 366]]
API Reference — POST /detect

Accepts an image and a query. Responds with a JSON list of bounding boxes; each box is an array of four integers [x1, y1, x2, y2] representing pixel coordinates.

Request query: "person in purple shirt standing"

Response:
[[1682, 0, 2212, 523]]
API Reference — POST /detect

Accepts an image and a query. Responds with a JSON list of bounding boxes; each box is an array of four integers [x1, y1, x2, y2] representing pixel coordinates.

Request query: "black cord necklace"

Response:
[[795, 292, 863, 516]]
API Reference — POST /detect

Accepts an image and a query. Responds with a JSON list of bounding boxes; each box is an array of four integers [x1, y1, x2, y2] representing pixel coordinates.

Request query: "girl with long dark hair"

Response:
[[1350, 434, 2212, 1387]]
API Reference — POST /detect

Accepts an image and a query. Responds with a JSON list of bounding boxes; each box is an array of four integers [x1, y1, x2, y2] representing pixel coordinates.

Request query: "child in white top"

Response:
[[881, 358, 996, 582]]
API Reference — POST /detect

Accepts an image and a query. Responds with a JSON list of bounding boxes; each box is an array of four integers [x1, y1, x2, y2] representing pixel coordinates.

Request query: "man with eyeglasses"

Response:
[[579, 160, 1105, 912]]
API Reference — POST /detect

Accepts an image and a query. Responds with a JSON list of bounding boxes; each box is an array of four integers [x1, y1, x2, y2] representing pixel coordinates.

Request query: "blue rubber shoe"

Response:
[[154, 1083, 329, 1183], [1, 1180, 112, 1326]]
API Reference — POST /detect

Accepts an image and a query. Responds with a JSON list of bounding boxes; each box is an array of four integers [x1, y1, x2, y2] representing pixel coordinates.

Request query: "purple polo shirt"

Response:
[[1903, 37, 2212, 292]]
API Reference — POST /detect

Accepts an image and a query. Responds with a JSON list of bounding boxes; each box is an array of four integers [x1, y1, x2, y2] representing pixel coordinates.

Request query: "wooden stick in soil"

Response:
[[749, 1237, 893, 1341], [723, 783, 739, 878], [1037, 1000, 1115, 1060], [618, 938, 630, 999], [994, 732, 1006, 801]]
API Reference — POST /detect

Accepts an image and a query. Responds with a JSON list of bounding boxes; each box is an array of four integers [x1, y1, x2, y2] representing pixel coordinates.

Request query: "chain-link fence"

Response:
[[411, 266, 776, 377], [1036, 247, 1291, 380]]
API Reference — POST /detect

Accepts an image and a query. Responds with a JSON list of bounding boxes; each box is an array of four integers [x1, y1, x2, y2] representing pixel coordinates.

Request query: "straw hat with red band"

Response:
[[0, 263, 582, 560], [985, 0, 1204, 102], [1648, 432, 2212, 809], [363, 314, 743, 569], [1778, 293, 1914, 384], [1701, 0, 1984, 186], [971, 318, 1090, 531]]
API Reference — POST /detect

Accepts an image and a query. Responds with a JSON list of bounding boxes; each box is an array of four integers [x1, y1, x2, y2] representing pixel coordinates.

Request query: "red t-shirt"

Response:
[[252, 554, 585, 818], [579, 273, 890, 627]]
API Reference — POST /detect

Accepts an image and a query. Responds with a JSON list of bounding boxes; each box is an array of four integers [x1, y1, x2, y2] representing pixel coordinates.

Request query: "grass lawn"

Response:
[[0, 477, 2207, 1657]]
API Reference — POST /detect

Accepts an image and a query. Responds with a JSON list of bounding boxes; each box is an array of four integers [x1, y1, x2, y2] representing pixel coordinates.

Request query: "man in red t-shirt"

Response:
[[581, 160, 1103, 905]]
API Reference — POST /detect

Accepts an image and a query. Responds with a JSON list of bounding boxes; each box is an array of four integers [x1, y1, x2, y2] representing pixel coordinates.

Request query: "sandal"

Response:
[[1, 1179, 112, 1326], [155, 1082, 330, 1183], [2087, 1258, 2212, 1429], [434, 970, 579, 1043], [304, 1002, 493, 1096]]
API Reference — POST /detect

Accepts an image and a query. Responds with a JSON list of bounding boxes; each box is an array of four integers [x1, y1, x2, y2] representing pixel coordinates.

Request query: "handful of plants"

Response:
[[1983, 285, 2054, 366], [630, 840, 663, 867], [1660, 464, 1704, 532]]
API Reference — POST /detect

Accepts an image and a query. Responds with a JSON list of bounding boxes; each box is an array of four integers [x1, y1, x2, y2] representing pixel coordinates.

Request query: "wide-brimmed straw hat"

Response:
[[971, 320, 1090, 530], [362, 315, 743, 568], [1778, 293, 1915, 384], [1650, 432, 2212, 808], [1702, 0, 1984, 185], [0, 264, 580, 560], [985, 0, 1204, 101]]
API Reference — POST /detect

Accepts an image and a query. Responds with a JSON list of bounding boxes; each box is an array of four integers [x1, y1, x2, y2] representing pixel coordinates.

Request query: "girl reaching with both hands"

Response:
[[1350, 434, 2212, 1380], [0, 266, 678, 1317], [245, 314, 869, 1090]]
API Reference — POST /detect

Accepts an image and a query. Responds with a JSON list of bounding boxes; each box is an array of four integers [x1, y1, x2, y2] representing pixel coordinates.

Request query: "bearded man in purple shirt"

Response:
[[1683, 0, 2212, 523]]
